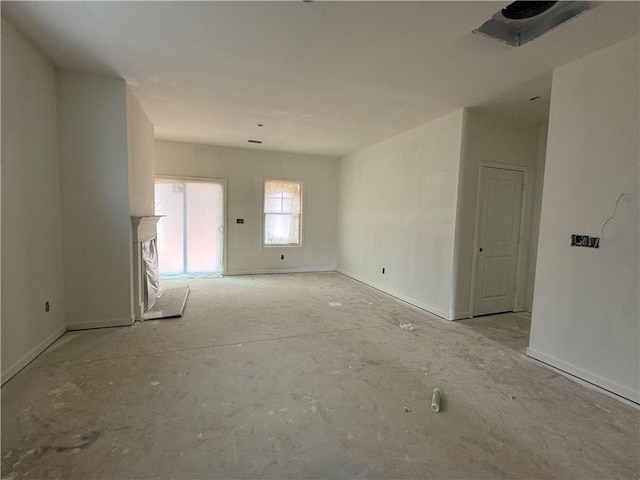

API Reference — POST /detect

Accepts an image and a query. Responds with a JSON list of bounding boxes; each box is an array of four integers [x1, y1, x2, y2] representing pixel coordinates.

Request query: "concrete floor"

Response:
[[2, 273, 638, 479], [457, 312, 532, 354]]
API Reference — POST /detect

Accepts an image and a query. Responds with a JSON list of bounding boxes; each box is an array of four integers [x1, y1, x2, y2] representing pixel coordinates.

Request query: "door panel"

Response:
[[481, 256, 511, 298], [154, 183, 185, 274], [486, 178, 517, 241], [474, 167, 523, 316], [155, 180, 225, 276], [185, 182, 223, 273]]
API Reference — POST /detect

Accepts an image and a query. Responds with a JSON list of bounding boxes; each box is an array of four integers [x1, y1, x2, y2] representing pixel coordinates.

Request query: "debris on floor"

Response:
[[431, 388, 441, 413], [403, 406, 412, 413], [399, 323, 415, 331]]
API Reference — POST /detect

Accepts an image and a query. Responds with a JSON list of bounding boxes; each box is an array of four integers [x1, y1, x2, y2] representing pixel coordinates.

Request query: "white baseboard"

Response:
[[1, 324, 66, 385], [225, 267, 335, 276], [450, 311, 471, 320], [336, 268, 450, 320], [527, 347, 640, 405], [66, 316, 134, 331]]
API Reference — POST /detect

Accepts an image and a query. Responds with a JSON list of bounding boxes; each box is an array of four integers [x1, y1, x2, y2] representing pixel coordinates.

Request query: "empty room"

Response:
[[2, 1, 638, 479]]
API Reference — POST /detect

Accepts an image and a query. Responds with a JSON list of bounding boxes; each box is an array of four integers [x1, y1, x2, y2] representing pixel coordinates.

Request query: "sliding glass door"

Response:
[[154, 179, 225, 277]]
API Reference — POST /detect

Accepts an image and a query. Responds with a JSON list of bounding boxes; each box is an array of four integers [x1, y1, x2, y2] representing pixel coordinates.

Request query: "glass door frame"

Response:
[[154, 175, 227, 276]]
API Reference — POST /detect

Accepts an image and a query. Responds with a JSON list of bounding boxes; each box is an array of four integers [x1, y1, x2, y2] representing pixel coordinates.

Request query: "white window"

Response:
[[263, 180, 302, 246]]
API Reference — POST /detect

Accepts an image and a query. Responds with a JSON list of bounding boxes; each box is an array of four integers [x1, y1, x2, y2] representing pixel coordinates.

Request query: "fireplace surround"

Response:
[[131, 216, 162, 320]]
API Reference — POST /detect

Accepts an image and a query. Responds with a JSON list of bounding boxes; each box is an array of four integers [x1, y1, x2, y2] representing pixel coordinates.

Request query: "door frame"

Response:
[[155, 174, 228, 276], [469, 162, 529, 318]]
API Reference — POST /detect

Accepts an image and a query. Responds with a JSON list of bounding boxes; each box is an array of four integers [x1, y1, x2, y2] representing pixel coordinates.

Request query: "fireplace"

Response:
[[131, 216, 162, 320]]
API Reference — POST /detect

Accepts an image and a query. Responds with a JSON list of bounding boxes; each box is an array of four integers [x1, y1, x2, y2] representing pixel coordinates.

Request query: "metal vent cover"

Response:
[[474, 1, 596, 47]]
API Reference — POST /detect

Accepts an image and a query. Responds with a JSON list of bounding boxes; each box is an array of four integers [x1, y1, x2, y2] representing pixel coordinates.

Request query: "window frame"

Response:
[[262, 179, 304, 248]]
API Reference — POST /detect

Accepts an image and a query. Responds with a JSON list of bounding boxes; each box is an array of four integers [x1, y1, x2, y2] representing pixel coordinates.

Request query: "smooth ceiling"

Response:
[[3, 1, 638, 156]]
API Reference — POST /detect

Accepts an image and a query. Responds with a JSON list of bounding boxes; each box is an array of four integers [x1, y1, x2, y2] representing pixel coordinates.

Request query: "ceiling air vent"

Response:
[[502, 1, 558, 20], [474, 1, 595, 47]]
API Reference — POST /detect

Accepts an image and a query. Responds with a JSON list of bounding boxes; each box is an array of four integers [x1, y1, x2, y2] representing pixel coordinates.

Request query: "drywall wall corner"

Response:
[[449, 108, 472, 319], [57, 71, 133, 329]]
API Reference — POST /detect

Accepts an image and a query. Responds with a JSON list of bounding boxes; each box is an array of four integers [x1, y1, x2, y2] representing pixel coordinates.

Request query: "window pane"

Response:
[[264, 181, 301, 245], [265, 214, 300, 245], [265, 195, 283, 213], [264, 181, 301, 214], [155, 183, 184, 273], [264, 181, 283, 212], [280, 196, 294, 214], [186, 182, 224, 273], [282, 182, 301, 214]]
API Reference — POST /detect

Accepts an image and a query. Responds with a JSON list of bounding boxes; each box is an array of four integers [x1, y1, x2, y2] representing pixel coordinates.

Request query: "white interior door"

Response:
[[473, 166, 524, 316]]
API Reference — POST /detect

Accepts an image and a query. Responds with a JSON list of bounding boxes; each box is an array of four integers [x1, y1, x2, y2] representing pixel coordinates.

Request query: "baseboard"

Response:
[[336, 268, 450, 320], [225, 267, 335, 276], [66, 316, 134, 331], [450, 311, 471, 320], [526, 347, 640, 405], [1, 324, 67, 386]]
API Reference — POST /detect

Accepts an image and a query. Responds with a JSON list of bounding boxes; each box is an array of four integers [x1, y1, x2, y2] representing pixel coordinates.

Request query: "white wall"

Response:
[[155, 140, 338, 275], [337, 110, 464, 319], [452, 110, 542, 318], [127, 87, 155, 217], [529, 37, 639, 403], [525, 122, 548, 310], [1, 19, 66, 383], [57, 71, 134, 329]]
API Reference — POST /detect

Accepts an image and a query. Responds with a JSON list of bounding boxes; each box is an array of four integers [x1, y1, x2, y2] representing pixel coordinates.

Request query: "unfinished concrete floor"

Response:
[[2, 273, 638, 479], [458, 312, 532, 354]]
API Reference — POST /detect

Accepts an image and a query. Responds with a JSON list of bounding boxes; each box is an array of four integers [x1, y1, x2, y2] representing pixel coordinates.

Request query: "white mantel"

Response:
[[132, 215, 162, 243]]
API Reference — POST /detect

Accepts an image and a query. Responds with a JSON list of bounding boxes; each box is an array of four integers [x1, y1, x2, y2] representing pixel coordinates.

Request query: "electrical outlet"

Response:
[[571, 234, 600, 248], [45, 301, 50, 313], [236, 218, 244, 224]]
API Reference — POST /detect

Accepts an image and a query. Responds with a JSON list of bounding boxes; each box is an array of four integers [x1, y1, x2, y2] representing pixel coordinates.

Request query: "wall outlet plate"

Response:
[[571, 234, 600, 248]]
